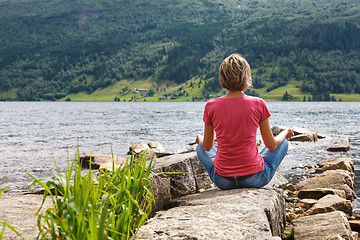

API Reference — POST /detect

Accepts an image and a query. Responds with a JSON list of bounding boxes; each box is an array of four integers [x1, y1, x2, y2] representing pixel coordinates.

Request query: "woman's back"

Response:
[[204, 95, 270, 176]]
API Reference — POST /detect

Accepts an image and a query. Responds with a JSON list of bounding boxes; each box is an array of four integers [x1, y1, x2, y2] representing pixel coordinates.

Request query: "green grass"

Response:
[[331, 93, 360, 101], [58, 78, 360, 102], [0, 88, 17, 100], [256, 83, 303, 101], [26, 151, 154, 240]]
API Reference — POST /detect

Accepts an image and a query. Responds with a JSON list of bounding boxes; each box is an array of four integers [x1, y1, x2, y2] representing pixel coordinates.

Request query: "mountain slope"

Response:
[[0, 0, 359, 101]]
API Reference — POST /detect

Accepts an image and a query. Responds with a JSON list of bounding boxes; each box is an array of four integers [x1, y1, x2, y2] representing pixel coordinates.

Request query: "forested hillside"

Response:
[[0, 0, 359, 101]]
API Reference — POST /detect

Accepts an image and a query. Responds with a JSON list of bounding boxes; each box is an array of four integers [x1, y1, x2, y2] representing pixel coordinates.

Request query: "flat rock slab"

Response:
[[305, 194, 353, 215], [272, 126, 320, 142], [135, 187, 285, 240], [293, 211, 357, 240], [295, 170, 356, 200], [327, 136, 350, 152], [0, 193, 52, 240], [298, 188, 346, 200], [316, 157, 353, 173]]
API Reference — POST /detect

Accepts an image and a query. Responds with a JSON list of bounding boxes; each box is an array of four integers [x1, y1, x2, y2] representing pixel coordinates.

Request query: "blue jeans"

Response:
[[196, 139, 289, 190]]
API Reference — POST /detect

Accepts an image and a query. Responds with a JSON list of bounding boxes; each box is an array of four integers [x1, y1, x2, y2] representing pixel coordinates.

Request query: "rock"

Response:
[[349, 220, 360, 232], [136, 187, 285, 239], [80, 154, 127, 169], [293, 211, 356, 240], [316, 157, 353, 173], [305, 194, 353, 215], [154, 151, 175, 158], [286, 212, 298, 222], [298, 199, 318, 210], [147, 141, 166, 152], [272, 126, 320, 142], [268, 171, 289, 189], [127, 142, 173, 158], [175, 144, 196, 154], [322, 169, 355, 187], [289, 133, 318, 142], [153, 152, 199, 197], [271, 126, 286, 136], [284, 183, 295, 191], [0, 194, 53, 239], [188, 152, 213, 190], [298, 188, 347, 200], [295, 170, 356, 200], [149, 173, 172, 217], [128, 143, 150, 154], [327, 136, 350, 152]]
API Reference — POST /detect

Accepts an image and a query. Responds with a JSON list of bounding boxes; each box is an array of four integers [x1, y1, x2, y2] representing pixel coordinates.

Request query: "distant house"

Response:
[[159, 96, 170, 100], [138, 89, 148, 94]]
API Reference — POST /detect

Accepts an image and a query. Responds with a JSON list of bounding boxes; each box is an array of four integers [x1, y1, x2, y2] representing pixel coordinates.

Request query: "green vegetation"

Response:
[[0, 0, 360, 101], [25, 152, 154, 240]]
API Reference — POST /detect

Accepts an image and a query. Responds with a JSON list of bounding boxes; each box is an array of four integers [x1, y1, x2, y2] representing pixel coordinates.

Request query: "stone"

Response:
[[286, 212, 297, 222], [305, 194, 353, 215], [128, 143, 150, 154], [268, 171, 289, 189], [298, 198, 318, 210], [271, 126, 319, 142], [322, 169, 355, 187], [0, 194, 53, 239], [175, 144, 196, 154], [284, 183, 295, 191], [327, 136, 350, 152], [80, 154, 127, 169], [289, 133, 318, 142], [154, 151, 175, 158], [298, 188, 347, 200], [149, 174, 172, 217], [147, 141, 166, 152], [293, 211, 355, 240], [153, 152, 198, 197], [271, 125, 286, 136], [295, 170, 356, 200], [136, 187, 285, 240], [316, 157, 353, 173], [189, 152, 213, 190], [153, 150, 287, 198], [349, 220, 360, 232]]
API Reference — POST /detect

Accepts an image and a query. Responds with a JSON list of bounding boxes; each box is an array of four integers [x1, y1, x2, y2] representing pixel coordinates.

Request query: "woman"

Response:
[[195, 53, 294, 190]]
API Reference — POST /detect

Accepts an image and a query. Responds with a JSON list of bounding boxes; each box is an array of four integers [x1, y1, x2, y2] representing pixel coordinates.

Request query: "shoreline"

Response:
[[1, 132, 357, 239]]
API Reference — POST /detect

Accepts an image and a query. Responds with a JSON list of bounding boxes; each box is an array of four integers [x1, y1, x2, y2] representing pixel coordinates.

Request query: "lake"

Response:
[[1, 101, 359, 205]]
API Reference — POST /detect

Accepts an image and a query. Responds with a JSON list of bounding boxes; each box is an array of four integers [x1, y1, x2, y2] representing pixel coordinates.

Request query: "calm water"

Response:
[[1, 101, 359, 199]]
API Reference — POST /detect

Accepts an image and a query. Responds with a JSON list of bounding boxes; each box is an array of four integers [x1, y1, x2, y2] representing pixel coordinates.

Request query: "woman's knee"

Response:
[[196, 144, 205, 155]]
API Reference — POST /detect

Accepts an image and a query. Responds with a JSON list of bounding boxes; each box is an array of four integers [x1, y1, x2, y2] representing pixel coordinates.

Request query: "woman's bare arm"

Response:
[[260, 118, 294, 151], [195, 124, 215, 151]]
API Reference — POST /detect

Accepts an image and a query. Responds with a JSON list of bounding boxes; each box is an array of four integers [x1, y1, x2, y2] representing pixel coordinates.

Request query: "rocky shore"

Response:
[[0, 127, 357, 239]]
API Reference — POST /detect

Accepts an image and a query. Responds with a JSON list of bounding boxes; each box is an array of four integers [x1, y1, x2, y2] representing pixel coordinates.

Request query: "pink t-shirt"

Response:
[[203, 95, 271, 177]]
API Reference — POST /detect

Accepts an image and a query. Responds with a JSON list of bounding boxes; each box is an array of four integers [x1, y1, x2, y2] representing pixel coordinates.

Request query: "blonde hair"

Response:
[[219, 54, 252, 91]]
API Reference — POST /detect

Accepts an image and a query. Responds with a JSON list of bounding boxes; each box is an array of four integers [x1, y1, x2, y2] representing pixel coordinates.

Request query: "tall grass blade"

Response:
[[29, 149, 154, 239]]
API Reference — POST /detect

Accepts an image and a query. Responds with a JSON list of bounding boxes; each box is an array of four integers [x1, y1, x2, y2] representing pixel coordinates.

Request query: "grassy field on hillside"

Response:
[[59, 79, 360, 102]]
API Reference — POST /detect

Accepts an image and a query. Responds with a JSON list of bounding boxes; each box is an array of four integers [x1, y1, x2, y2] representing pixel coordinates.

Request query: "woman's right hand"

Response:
[[195, 134, 203, 144], [284, 128, 294, 139]]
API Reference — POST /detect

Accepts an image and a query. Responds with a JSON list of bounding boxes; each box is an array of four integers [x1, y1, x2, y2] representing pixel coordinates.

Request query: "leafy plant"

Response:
[[26, 151, 154, 240]]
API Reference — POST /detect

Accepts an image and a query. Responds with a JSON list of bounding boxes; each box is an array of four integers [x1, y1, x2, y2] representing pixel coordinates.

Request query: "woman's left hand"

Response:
[[195, 134, 203, 144]]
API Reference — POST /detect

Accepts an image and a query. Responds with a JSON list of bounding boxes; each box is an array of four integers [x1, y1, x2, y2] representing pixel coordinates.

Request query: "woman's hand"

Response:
[[284, 128, 295, 139], [195, 134, 203, 144]]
